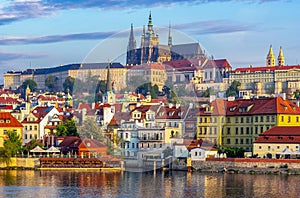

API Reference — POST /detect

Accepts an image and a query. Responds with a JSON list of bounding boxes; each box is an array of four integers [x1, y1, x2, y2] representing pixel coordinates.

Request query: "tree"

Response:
[[21, 79, 37, 92], [150, 85, 159, 99], [63, 76, 75, 94], [55, 119, 79, 137], [22, 139, 44, 155], [0, 131, 22, 166], [96, 80, 107, 94], [226, 80, 241, 97], [77, 117, 104, 141], [294, 90, 300, 100], [45, 75, 58, 91]]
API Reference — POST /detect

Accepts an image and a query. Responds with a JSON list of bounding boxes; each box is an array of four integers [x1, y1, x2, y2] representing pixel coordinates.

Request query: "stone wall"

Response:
[[192, 158, 300, 171], [0, 158, 39, 168]]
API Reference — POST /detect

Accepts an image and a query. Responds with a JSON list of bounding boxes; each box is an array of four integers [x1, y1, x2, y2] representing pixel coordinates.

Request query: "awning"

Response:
[[30, 145, 45, 153]]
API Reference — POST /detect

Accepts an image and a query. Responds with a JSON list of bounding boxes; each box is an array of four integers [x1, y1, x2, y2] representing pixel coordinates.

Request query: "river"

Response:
[[0, 170, 299, 197]]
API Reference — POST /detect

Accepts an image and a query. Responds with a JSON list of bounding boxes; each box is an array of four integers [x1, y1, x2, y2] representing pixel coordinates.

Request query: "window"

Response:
[[227, 128, 231, 135], [240, 139, 244, 144], [154, 144, 156, 148], [29, 134, 32, 139], [260, 116, 264, 122], [132, 143, 135, 148], [195, 152, 198, 156], [29, 126, 32, 130], [214, 127, 217, 135], [3, 130, 7, 135], [25, 126, 28, 130], [255, 127, 258, 134], [25, 134, 28, 139], [281, 116, 284, 122], [235, 127, 238, 135], [255, 116, 258, 122], [259, 146, 262, 149], [235, 139, 238, 144], [126, 133, 128, 138], [246, 127, 250, 135], [272, 116, 275, 122], [266, 116, 270, 122], [288, 116, 291, 123], [277, 146, 280, 149], [34, 126, 37, 130], [268, 146, 271, 150], [240, 127, 244, 135], [227, 139, 231, 144], [246, 139, 249, 144], [261, 126, 264, 133], [240, 117, 244, 123], [297, 117, 299, 123], [227, 117, 231, 123]]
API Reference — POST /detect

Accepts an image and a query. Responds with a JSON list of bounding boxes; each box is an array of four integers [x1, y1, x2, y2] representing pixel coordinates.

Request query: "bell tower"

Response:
[[277, 46, 285, 66], [266, 45, 275, 66]]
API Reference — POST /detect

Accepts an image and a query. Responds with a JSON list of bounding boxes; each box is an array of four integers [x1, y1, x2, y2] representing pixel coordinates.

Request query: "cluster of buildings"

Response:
[[1, 12, 300, 162]]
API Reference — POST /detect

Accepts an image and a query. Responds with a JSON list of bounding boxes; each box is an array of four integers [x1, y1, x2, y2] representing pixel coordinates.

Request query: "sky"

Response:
[[0, 0, 299, 82]]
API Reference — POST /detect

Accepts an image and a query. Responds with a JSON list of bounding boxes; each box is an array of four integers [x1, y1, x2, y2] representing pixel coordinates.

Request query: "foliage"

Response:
[[0, 131, 22, 166], [22, 139, 44, 155], [63, 76, 75, 94], [203, 87, 214, 98], [21, 79, 37, 92], [55, 119, 79, 137], [294, 90, 300, 100], [223, 147, 245, 158], [136, 82, 160, 98], [96, 80, 107, 94], [45, 75, 58, 91], [225, 80, 241, 97], [77, 117, 104, 141]]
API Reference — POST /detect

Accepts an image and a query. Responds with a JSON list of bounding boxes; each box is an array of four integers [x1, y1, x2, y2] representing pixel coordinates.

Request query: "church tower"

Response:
[[266, 45, 275, 66], [168, 22, 173, 47], [277, 46, 285, 66], [126, 23, 137, 65], [103, 62, 115, 104]]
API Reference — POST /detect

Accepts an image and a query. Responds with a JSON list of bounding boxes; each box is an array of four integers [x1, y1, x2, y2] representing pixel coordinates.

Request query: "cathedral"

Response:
[[126, 12, 205, 65]]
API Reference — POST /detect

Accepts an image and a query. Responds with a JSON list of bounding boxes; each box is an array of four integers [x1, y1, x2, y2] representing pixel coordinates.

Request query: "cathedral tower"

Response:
[[168, 22, 172, 47], [277, 46, 285, 66], [266, 45, 275, 66], [103, 62, 115, 104], [126, 23, 137, 65]]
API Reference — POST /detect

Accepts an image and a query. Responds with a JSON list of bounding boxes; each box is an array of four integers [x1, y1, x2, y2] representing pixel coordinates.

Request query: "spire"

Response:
[[128, 23, 136, 51], [147, 11, 154, 35], [277, 46, 285, 66], [106, 62, 112, 92], [266, 45, 275, 66], [168, 22, 172, 47]]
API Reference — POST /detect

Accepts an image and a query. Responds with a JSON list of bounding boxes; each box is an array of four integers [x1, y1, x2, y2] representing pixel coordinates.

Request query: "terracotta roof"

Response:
[[255, 126, 300, 144], [156, 105, 189, 119], [232, 65, 300, 73], [225, 97, 300, 116], [32, 106, 55, 118], [213, 59, 232, 69], [199, 98, 226, 116], [0, 112, 23, 127], [78, 103, 92, 111]]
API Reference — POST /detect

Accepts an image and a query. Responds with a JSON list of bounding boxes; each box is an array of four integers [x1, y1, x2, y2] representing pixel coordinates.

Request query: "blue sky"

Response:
[[0, 0, 299, 82]]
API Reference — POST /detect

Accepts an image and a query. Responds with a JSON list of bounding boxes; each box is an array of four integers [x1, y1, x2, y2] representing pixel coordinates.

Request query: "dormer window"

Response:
[[6, 120, 10, 124], [229, 106, 236, 112]]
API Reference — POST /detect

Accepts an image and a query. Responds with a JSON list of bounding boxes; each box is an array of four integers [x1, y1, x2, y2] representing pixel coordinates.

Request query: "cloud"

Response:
[[0, 31, 120, 45], [173, 20, 256, 35], [0, 50, 45, 64], [0, 0, 283, 26]]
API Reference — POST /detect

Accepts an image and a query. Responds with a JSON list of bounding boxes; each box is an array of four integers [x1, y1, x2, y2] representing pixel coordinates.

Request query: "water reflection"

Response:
[[0, 170, 300, 197]]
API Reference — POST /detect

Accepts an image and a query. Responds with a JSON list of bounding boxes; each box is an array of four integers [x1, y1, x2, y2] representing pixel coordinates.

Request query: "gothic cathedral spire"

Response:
[[168, 22, 172, 47], [126, 23, 137, 65], [266, 45, 275, 66], [277, 46, 285, 66]]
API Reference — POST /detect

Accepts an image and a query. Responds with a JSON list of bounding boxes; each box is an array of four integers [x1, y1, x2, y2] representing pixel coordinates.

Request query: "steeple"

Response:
[[147, 11, 154, 35], [266, 45, 275, 66], [168, 22, 172, 47], [128, 23, 136, 51], [103, 62, 115, 104], [277, 46, 285, 66], [106, 62, 112, 92]]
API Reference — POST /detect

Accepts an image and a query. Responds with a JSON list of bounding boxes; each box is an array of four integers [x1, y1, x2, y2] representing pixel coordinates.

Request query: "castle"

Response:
[[126, 12, 206, 65]]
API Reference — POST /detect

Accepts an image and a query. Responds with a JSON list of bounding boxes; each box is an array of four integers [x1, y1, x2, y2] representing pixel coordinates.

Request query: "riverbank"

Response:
[[191, 158, 300, 175]]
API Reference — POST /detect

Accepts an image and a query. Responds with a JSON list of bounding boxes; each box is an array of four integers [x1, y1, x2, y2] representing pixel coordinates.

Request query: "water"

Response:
[[0, 170, 300, 198]]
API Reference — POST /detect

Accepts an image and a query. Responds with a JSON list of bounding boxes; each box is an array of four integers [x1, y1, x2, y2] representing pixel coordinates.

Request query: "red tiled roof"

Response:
[[199, 98, 226, 116], [32, 106, 55, 118], [78, 103, 92, 111], [255, 126, 300, 144], [0, 112, 23, 127], [232, 65, 300, 73], [156, 106, 189, 119]]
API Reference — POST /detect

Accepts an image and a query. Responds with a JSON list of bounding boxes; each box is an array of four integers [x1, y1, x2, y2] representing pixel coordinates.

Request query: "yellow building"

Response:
[[3, 72, 21, 90], [197, 99, 226, 146], [0, 112, 23, 147], [253, 126, 300, 158], [197, 96, 300, 152]]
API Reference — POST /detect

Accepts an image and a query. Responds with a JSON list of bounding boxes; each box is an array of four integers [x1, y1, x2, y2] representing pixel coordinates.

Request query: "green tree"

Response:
[[0, 131, 22, 166], [77, 117, 104, 141], [63, 76, 75, 94], [150, 85, 159, 99], [226, 80, 241, 97], [56, 119, 79, 137], [21, 79, 37, 92], [45, 75, 58, 91], [22, 139, 44, 155], [294, 90, 300, 100]]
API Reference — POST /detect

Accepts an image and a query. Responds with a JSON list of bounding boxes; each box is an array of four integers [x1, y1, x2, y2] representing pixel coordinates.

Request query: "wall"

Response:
[[0, 158, 39, 168], [192, 158, 300, 171]]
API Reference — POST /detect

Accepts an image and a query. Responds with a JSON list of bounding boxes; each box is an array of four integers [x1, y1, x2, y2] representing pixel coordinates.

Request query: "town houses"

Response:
[[1, 12, 300, 168]]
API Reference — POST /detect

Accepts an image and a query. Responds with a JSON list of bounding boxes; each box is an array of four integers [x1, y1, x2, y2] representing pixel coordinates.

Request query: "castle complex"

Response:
[[126, 12, 205, 65]]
